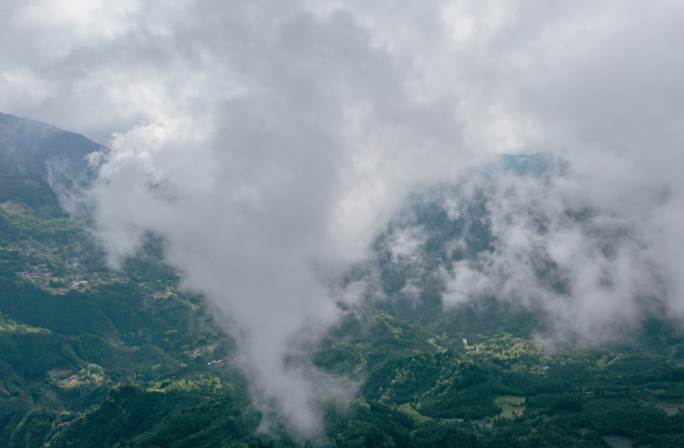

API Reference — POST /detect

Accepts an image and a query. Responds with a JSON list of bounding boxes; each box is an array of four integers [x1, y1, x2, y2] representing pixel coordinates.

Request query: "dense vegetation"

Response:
[[1, 117, 683, 446]]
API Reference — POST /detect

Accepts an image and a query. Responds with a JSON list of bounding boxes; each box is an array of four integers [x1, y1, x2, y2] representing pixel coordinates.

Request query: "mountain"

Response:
[[2, 114, 684, 447], [0, 112, 101, 206], [0, 114, 255, 447]]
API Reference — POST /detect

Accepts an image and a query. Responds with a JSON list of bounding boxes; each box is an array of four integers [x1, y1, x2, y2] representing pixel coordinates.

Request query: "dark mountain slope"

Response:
[[0, 112, 102, 206]]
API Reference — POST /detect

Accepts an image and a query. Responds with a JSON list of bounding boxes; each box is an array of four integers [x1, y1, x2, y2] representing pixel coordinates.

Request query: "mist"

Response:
[[2, 0, 684, 436]]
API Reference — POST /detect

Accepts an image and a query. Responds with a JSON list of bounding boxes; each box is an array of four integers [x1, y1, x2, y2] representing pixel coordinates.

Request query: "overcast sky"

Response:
[[2, 0, 684, 436]]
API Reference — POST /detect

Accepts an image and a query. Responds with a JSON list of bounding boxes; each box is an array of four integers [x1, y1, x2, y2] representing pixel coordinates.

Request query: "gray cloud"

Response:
[[439, 170, 670, 346], [2, 0, 684, 435]]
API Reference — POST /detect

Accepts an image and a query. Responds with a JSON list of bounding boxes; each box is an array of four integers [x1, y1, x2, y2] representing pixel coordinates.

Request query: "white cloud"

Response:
[[439, 170, 678, 345], [2, 0, 684, 435]]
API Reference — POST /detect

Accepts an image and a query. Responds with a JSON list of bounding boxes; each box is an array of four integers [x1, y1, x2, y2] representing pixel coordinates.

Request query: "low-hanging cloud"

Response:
[[439, 168, 676, 346], [2, 0, 684, 435]]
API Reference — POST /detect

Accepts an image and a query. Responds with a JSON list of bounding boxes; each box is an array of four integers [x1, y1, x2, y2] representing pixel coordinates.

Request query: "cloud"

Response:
[[27, 1, 478, 434], [440, 170, 669, 345], [2, 0, 684, 435]]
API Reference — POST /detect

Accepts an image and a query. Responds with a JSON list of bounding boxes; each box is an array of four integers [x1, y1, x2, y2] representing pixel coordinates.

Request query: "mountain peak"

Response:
[[0, 113, 102, 206]]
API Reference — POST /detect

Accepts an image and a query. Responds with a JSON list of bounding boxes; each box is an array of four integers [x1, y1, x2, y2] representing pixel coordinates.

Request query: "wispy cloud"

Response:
[[2, 0, 684, 434]]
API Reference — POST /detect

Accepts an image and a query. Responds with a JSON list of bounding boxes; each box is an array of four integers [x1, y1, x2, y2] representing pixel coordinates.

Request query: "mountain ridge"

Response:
[[0, 112, 102, 207]]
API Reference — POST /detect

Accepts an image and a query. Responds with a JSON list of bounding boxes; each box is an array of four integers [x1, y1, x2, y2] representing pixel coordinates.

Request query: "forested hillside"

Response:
[[1, 115, 684, 447]]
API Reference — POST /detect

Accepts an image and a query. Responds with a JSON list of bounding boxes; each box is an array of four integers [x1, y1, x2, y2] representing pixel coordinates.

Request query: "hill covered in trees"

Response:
[[1, 114, 684, 447]]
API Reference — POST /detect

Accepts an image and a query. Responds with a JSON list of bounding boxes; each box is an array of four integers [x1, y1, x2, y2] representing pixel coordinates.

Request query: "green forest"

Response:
[[2, 183, 684, 447]]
